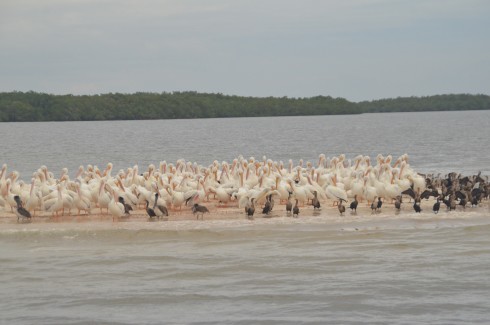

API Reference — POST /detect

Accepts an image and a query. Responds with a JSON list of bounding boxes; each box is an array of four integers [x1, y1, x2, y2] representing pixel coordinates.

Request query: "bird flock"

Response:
[[1, 153, 488, 223]]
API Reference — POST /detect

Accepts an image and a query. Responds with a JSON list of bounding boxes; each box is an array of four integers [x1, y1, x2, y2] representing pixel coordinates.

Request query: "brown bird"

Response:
[[192, 203, 209, 220], [292, 199, 299, 218], [338, 199, 346, 216]]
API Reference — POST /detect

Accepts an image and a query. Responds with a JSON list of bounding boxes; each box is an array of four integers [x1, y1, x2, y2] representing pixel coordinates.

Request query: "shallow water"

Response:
[[1, 111, 490, 324], [2, 209, 490, 325]]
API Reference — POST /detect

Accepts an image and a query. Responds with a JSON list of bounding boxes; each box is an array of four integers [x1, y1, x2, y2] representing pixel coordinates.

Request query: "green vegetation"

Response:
[[0, 91, 489, 122]]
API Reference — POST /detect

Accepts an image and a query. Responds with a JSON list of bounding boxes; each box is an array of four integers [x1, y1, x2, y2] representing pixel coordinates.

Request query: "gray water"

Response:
[[1, 111, 490, 324], [1, 110, 489, 180]]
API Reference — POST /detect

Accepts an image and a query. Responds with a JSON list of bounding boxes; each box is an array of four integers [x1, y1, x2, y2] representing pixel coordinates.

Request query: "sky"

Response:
[[1, 0, 489, 102]]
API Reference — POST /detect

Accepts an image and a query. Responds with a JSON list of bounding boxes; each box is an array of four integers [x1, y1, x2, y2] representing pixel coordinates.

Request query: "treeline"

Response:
[[0, 91, 489, 122]]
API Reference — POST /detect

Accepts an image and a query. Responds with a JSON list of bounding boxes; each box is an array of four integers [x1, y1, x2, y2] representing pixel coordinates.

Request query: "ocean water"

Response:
[[1, 111, 490, 324], [1, 110, 489, 179]]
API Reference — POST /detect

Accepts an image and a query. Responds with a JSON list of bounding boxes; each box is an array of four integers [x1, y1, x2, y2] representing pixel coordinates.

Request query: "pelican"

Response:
[[348, 171, 365, 201], [384, 170, 403, 200], [73, 182, 92, 215], [324, 174, 348, 206], [97, 180, 111, 214], [25, 178, 42, 216], [288, 179, 311, 206], [108, 188, 126, 222], [3, 179, 17, 212], [153, 193, 169, 219], [43, 184, 64, 218]]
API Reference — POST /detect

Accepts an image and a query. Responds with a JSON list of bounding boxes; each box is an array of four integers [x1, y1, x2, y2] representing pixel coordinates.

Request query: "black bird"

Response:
[[118, 197, 132, 215], [413, 202, 422, 213], [471, 196, 479, 207], [292, 199, 299, 218], [192, 203, 209, 220], [371, 196, 378, 214], [14, 195, 32, 223], [262, 196, 272, 215], [285, 191, 293, 215], [267, 194, 275, 211], [338, 199, 346, 216], [247, 198, 255, 220], [433, 197, 440, 214], [153, 193, 169, 219], [145, 200, 157, 220], [312, 191, 321, 210], [394, 196, 402, 211], [349, 195, 358, 214], [285, 196, 293, 216], [459, 199, 467, 209], [376, 197, 383, 212], [449, 196, 456, 211]]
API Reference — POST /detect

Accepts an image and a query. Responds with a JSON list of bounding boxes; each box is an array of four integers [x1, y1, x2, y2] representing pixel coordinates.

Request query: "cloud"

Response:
[[1, 0, 489, 100]]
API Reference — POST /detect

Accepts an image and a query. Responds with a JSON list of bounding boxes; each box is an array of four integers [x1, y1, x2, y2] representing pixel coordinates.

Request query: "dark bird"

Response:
[[247, 198, 255, 220], [285, 192, 293, 216], [338, 199, 346, 216], [420, 189, 440, 200], [192, 203, 209, 220], [394, 196, 402, 211], [456, 191, 467, 210], [292, 199, 299, 218], [312, 191, 321, 210], [471, 196, 479, 207], [349, 195, 358, 214], [262, 196, 272, 215], [371, 196, 378, 214], [153, 193, 169, 219], [413, 202, 422, 213], [449, 195, 456, 211], [376, 197, 383, 212], [402, 187, 417, 203], [433, 197, 440, 214], [145, 200, 157, 220], [118, 197, 132, 215], [14, 195, 32, 223], [267, 194, 275, 211]]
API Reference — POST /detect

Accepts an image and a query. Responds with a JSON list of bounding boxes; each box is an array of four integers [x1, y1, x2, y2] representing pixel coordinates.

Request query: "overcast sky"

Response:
[[1, 0, 489, 101]]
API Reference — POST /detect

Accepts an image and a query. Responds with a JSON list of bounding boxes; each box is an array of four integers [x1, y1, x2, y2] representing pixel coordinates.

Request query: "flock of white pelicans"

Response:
[[0, 153, 444, 222]]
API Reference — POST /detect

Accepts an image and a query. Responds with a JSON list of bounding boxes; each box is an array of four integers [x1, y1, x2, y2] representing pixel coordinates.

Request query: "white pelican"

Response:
[[324, 174, 348, 205], [166, 184, 185, 210], [74, 182, 92, 215], [0, 164, 9, 198], [363, 176, 378, 206], [384, 170, 403, 201], [287, 179, 312, 206], [43, 184, 63, 218], [348, 171, 365, 201], [97, 180, 111, 214], [25, 178, 42, 216], [3, 179, 17, 211], [108, 187, 126, 222]]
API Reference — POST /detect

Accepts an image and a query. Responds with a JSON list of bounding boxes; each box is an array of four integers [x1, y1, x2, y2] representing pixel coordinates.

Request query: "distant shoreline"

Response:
[[1, 91, 489, 122]]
